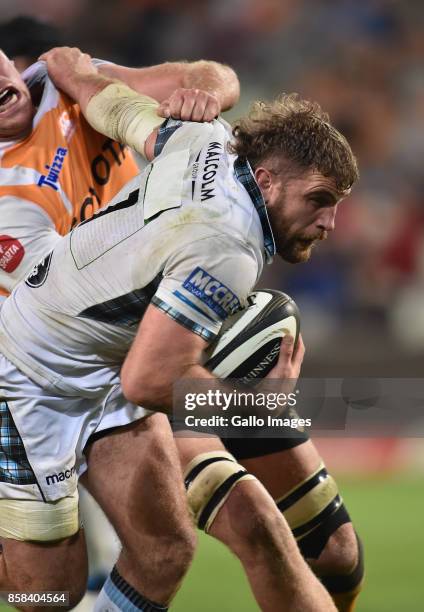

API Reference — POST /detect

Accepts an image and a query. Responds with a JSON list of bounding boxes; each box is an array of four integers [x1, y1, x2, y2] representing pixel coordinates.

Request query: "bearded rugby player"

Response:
[[42, 48, 365, 612], [46, 46, 364, 610], [2, 47, 336, 610], [44, 52, 363, 612]]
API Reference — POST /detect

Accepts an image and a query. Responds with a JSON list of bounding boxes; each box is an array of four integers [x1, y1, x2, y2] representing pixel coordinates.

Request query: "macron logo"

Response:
[[45, 465, 76, 486], [183, 267, 240, 320]]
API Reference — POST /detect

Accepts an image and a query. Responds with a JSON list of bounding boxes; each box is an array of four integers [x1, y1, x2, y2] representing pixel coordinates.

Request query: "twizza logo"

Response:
[[0, 235, 25, 273], [182, 267, 241, 320], [38, 147, 68, 191]]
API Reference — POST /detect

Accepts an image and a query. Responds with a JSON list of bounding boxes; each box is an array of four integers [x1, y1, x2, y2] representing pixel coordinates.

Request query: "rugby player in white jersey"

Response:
[[0, 45, 241, 595], [1, 45, 338, 610], [40, 52, 367, 612], [0, 47, 333, 611]]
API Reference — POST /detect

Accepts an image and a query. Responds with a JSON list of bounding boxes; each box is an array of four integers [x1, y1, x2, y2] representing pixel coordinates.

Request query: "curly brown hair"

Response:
[[229, 93, 359, 191]]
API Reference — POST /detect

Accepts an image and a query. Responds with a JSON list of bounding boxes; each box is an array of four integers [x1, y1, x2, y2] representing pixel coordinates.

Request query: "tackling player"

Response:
[[42, 49, 365, 612], [0, 48, 238, 298]]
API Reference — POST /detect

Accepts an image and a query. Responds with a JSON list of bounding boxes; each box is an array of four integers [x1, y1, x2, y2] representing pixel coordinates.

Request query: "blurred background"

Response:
[[0, 1, 423, 611]]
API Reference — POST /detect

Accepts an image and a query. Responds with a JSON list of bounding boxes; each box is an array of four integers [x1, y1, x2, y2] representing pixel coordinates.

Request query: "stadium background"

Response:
[[0, 1, 423, 610]]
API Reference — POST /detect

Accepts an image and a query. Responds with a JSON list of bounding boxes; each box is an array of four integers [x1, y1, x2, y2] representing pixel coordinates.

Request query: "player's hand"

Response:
[[39, 47, 97, 99], [263, 333, 305, 394], [157, 88, 220, 122]]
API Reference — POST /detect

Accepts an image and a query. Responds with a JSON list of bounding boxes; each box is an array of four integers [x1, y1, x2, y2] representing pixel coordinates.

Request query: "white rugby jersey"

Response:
[[0, 119, 275, 396]]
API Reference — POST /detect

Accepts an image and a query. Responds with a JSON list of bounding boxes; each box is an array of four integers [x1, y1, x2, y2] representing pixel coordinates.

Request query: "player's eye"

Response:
[[308, 196, 324, 207]]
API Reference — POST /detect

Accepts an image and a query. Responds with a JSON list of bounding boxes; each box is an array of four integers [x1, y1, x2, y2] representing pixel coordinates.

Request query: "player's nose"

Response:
[[317, 207, 337, 232]]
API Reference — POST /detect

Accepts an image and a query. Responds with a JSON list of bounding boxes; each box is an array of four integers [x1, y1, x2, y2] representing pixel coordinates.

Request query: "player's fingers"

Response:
[[264, 334, 295, 381], [157, 101, 171, 119], [191, 93, 219, 122], [202, 97, 220, 122], [292, 333, 305, 364], [39, 49, 60, 62], [278, 334, 295, 365], [39, 47, 85, 63], [180, 93, 198, 121], [190, 96, 209, 122], [168, 92, 194, 121]]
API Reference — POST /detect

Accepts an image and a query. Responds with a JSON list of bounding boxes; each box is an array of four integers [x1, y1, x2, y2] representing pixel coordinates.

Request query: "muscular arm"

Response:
[[120, 305, 303, 414], [41, 48, 236, 159], [120, 305, 210, 410], [98, 60, 240, 112]]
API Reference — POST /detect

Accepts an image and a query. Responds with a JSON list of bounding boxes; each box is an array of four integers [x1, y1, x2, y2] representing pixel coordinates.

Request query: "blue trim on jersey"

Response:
[[154, 119, 183, 157], [173, 290, 216, 323], [233, 157, 276, 262], [151, 296, 216, 342]]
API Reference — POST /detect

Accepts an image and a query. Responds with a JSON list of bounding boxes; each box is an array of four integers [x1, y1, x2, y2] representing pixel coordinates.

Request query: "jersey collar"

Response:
[[234, 157, 276, 263]]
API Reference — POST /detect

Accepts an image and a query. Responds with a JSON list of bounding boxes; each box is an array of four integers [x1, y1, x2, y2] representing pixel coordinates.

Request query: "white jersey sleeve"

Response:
[[0, 196, 62, 294], [152, 234, 259, 341]]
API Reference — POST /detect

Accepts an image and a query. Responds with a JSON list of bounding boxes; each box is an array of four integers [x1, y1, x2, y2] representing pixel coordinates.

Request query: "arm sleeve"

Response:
[[151, 234, 259, 342], [0, 196, 63, 294]]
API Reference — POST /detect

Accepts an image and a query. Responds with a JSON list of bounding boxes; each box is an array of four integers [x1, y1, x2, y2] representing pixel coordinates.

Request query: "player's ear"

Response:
[[254, 166, 274, 196]]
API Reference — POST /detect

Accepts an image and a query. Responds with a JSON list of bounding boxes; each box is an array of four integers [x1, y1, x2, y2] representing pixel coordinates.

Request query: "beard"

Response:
[[276, 232, 327, 263], [265, 191, 328, 263]]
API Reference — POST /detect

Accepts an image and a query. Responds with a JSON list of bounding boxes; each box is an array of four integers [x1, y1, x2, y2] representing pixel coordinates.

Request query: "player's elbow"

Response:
[[188, 60, 240, 110], [217, 63, 240, 108], [121, 367, 172, 413]]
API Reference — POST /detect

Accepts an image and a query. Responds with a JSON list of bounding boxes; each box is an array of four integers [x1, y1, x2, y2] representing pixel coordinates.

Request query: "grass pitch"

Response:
[[172, 475, 424, 612], [0, 475, 422, 611]]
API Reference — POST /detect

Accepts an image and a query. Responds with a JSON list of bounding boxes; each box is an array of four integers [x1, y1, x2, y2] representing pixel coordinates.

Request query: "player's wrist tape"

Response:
[[86, 83, 164, 158]]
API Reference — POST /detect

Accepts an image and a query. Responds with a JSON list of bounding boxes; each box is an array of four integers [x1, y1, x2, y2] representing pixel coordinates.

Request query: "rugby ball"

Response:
[[204, 290, 300, 384]]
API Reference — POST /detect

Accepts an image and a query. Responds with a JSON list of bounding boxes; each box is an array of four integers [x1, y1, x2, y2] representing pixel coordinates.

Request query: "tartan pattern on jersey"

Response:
[[151, 296, 216, 341], [0, 400, 37, 485], [154, 118, 183, 157], [233, 156, 276, 262], [78, 274, 162, 328]]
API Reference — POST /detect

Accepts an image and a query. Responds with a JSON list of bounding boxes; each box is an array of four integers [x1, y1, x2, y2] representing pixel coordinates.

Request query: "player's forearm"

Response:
[[84, 83, 162, 158], [121, 362, 264, 419], [99, 60, 240, 112], [121, 360, 211, 414], [183, 61, 240, 111], [41, 47, 116, 113], [64, 72, 118, 115]]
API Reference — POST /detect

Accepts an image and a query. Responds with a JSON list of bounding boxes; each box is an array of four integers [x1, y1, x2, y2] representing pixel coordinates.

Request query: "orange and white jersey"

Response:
[[0, 61, 139, 296]]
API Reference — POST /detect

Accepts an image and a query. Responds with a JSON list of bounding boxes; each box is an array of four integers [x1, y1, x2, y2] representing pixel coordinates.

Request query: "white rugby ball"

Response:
[[204, 290, 300, 384]]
